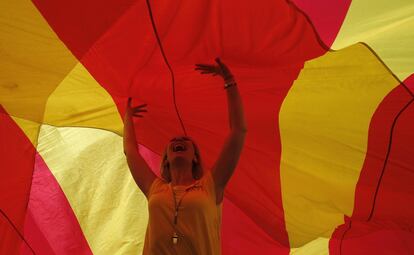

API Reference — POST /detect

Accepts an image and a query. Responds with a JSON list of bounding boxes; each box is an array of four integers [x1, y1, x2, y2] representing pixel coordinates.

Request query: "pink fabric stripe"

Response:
[[290, 0, 351, 47], [21, 152, 93, 255], [138, 144, 162, 176]]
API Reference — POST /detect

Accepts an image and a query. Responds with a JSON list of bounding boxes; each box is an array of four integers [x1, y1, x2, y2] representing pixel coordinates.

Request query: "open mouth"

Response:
[[173, 143, 186, 152]]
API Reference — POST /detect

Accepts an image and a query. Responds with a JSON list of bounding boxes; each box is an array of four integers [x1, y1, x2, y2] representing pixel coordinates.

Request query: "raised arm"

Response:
[[195, 59, 248, 203], [123, 98, 156, 198]]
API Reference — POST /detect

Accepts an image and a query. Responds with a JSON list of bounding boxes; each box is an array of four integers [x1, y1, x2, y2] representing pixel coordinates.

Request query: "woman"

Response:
[[124, 58, 247, 255]]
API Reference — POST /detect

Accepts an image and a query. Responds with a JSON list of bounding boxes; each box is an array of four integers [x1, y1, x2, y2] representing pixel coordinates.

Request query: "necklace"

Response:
[[170, 181, 200, 245]]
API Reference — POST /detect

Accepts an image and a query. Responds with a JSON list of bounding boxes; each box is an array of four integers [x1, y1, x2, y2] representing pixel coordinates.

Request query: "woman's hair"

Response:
[[160, 138, 204, 182]]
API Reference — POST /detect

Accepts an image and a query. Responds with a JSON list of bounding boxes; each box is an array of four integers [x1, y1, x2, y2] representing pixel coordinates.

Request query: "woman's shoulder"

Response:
[[202, 170, 216, 185], [200, 170, 216, 194], [147, 176, 169, 197]]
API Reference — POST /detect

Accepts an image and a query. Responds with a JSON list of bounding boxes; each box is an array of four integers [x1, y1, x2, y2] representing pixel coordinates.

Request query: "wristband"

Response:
[[224, 81, 237, 89]]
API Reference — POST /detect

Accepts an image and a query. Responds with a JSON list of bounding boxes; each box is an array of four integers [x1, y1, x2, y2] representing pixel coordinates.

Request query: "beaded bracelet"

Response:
[[224, 77, 236, 89]]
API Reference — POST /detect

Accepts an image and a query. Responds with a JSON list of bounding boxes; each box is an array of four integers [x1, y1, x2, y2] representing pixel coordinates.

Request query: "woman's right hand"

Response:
[[123, 97, 156, 197], [125, 97, 148, 120]]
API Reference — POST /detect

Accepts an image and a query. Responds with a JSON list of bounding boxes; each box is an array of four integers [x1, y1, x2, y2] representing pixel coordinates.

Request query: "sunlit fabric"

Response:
[[1, 0, 413, 254]]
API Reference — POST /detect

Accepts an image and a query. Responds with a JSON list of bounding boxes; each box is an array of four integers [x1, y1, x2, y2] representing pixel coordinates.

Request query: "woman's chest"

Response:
[[148, 186, 216, 216]]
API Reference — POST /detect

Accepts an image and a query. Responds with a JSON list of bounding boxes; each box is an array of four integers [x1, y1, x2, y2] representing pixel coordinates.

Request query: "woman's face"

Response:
[[166, 136, 196, 163]]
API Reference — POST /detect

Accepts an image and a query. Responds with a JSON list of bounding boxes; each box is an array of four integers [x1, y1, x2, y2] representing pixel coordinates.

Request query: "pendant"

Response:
[[172, 232, 178, 244]]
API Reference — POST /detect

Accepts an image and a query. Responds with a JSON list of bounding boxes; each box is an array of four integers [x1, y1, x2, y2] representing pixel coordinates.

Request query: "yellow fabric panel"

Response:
[[37, 125, 148, 255], [43, 63, 123, 135], [0, 0, 78, 123], [290, 238, 329, 255], [11, 116, 40, 146], [332, 0, 414, 80], [279, 43, 400, 247]]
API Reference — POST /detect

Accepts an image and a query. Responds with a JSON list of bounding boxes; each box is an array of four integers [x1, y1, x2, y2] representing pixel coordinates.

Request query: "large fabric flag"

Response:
[[1, 0, 413, 254]]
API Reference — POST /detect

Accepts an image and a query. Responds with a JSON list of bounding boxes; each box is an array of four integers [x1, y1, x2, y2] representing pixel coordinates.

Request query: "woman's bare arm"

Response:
[[195, 59, 247, 204], [124, 98, 156, 198]]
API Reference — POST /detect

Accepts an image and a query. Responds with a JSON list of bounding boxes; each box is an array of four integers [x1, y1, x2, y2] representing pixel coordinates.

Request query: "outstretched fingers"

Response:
[[132, 104, 147, 113], [127, 99, 148, 118], [195, 64, 215, 71], [133, 103, 147, 108], [200, 70, 215, 74], [195, 64, 214, 68], [195, 67, 215, 72], [195, 64, 220, 77]]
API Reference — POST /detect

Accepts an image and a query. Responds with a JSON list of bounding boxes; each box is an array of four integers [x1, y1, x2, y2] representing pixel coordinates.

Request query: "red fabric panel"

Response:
[[222, 197, 289, 254], [372, 91, 414, 230], [330, 83, 414, 254], [21, 153, 93, 255], [351, 85, 413, 221], [331, 219, 414, 255], [0, 106, 35, 254], [290, 0, 351, 47], [405, 74, 414, 94], [176, 64, 304, 246], [32, 0, 136, 59], [33, 0, 327, 252], [0, 213, 26, 255]]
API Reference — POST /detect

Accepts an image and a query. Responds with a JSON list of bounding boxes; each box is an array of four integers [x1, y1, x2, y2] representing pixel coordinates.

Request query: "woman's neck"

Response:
[[170, 166, 194, 186]]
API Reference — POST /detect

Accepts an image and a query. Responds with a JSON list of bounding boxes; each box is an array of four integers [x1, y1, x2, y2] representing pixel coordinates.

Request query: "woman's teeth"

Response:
[[173, 144, 186, 152]]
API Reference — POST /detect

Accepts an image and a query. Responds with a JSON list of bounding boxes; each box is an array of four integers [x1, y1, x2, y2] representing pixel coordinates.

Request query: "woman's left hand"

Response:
[[195, 58, 234, 82]]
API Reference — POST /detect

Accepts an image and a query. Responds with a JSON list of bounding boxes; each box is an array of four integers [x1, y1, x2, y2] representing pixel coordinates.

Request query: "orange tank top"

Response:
[[143, 171, 222, 255]]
